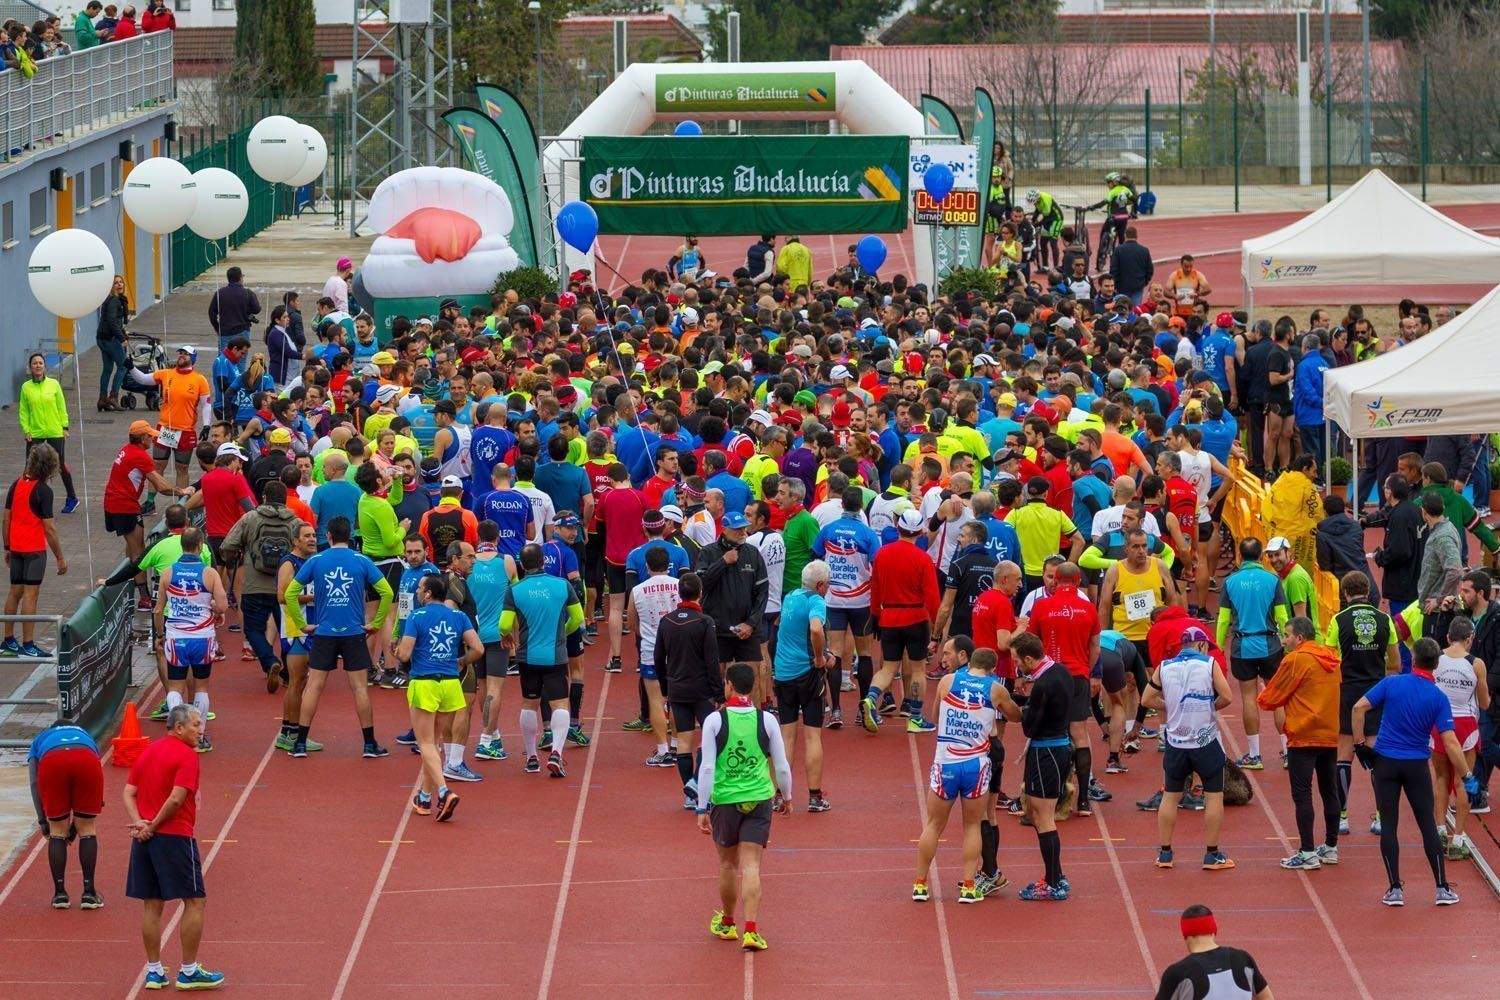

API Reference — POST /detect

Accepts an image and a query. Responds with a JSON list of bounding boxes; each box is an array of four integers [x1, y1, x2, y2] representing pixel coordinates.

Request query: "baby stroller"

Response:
[[118, 333, 164, 410]]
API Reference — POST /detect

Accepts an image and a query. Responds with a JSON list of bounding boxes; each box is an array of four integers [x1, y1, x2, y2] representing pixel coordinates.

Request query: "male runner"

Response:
[[811, 488, 880, 728], [1015, 632, 1072, 900], [153, 528, 226, 753], [775, 560, 834, 813], [469, 522, 517, 761], [863, 509, 941, 734], [1155, 905, 1273, 1000], [273, 522, 323, 753], [658, 573, 721, 809], [1028, 562, 1104, 814], [541, 513, 590, 748], [29, 721, 104, 909], [627, 546, 682, 768], [501, 544, 585, 777], [1217, 538, 1290, 770], [1324, 570, 1398, 834]]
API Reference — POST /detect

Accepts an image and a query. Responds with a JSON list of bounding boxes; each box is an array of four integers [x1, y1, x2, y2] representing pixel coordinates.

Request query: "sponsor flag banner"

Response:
[[442, 108, 538, 268], [581, 134, 909, 236], [474, 83, 551, 274], [919, 95, 963, 279], [967, 88, 998, 269], [654, 71, 836, 115], [909, 143, 979, 227]]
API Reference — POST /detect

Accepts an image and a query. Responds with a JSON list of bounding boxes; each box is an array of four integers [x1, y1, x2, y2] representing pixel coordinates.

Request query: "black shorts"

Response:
[[519, 663, 568, 702], [125, 833, 204, 901], [606, 561, 627, 595], [206, 536, 230, 570], [773, 669, 825, 727], [1067, 673, 1093, 723], [987, 737, 1005, 794], [1024, 744, 1072, 799], [879, 621, 931, 662], [1163, 740, 1227, 794], [1339, 680, 1383, 737], [479, 641, 509, 681], [827, 605, 873, 636], [1264, 399, 1292, 418], [1230, 651, 1282, 683], [1098, 648, 1127, 695], [308, 634, 374, 673], [1197, 520, 1215, 544], [8, 551, 45, 586], [105, 511, 142, 537], [567, 629, 584, 660], [718, 633, 762, 665], [709, 799, 772, 848], [670, 698, 716, 733]]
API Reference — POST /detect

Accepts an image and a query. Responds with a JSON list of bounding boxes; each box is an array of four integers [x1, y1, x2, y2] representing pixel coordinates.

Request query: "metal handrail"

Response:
[[0, 32, 174, 166], [0, 613, 63, 749]]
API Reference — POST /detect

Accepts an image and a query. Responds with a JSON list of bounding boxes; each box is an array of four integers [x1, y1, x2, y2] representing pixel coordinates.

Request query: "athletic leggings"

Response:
[[1286, 746, 1340, 853], [1373, 754, 1447, 889], [25, 438, 76, 500]]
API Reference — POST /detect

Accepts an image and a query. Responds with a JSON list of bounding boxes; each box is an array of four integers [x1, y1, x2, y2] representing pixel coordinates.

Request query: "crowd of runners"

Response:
[[8, 214, 1496, 996]]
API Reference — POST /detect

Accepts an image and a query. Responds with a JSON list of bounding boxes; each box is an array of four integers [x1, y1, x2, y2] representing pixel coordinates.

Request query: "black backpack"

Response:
[[248, 513, 294, 576]]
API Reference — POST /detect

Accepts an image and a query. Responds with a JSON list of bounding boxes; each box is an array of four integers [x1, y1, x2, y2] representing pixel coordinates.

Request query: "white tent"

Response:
[[1241, 169, 1500, 301]]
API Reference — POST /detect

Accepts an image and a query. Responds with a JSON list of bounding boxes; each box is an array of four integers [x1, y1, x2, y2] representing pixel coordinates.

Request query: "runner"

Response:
[[596, 462, 647, 673], [28, 721, 104, 909], [1323, 570, 1398, 833], [2, 444, 67, 658], [500, 544, 585, 777], [697, 662, 794, 952], [1216, 538, 1290, 771], [1155, 905, 1273, 1000], [862, 509, 941, 734], [1014, 632, 1073, 901], [273, 521, 323, 753], [774, 560, 833, 813], [1028, 561, 1105, 814], [468, 521, 516, 761], [658, 572, 720, 809], [153, 528, 226, 753], [627, 546, 682, 768], [103, 422, 192, 612], [540, 513, 591, 749], [1431, 617, 1488, 859], [811, 488, 880, 728], [150, 346, 214, 498]]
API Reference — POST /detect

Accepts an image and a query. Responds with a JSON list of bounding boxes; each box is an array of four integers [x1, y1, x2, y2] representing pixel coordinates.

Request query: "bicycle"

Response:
[[1070, 205, 1092, 268], [1095, 213, 1129, 273]]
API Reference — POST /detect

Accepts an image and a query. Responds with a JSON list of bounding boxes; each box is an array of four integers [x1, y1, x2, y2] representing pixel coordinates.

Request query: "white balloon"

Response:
[[285, 124, 328, 188], [246, 115, 308, 184], [122, 156, 196, 234], [28, 229, 115, 319], [187, 167, 249, 240]]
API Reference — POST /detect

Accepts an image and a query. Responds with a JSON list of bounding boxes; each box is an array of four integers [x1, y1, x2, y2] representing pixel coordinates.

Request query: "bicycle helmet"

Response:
[[1025, 188, 1040, 204], [1104, 171, 1122, 185]]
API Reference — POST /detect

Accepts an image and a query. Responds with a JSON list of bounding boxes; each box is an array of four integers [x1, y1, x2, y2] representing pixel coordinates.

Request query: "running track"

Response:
[[596, 201, 1500, 308], [0, 602, 1495, 999]]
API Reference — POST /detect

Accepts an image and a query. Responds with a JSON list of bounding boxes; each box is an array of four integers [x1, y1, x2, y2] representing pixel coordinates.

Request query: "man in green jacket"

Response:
[[18, 353, 78, 513], [1420, 460, 1499, 563], [74, 2, 103, 48]]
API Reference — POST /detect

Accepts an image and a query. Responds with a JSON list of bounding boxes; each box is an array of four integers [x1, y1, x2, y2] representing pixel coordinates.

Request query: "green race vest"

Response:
[[712, 708, 774, 807]]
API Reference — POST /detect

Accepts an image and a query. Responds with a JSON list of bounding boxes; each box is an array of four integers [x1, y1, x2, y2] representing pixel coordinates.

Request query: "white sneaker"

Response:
[[1370, 814, 1382, 835], [1315, 844, 1339, 865]]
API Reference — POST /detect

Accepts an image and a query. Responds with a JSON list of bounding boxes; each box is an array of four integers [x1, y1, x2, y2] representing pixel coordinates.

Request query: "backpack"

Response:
[[713, 707, 771, 759], [248, 512, 294, 575]]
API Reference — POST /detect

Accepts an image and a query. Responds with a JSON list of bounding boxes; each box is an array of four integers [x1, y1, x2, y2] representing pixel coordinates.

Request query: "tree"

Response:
[[1387, 3, 1500, 164], [453, 0, 578, 94], [881, 0, 1056, 46], [703, 0, 901, 63], [1373, 0, 1499, 39], [232, 0, 321, 98]]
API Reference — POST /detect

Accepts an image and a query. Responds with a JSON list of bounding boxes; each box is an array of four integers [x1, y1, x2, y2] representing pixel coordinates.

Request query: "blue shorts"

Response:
[[827, 605, 873, 636], [639, 661, 658, 681], [125, 833, 204, 901], [928, 756, 992, 801], [281, 637, 309, 658], [163, 638, 213, 680]]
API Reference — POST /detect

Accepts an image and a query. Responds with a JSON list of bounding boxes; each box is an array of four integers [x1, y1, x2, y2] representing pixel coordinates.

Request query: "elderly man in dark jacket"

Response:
[[1107, 225, 1154, 303], [207, 265, 261, 355], [1371, 473, 1422, 606], [1317, 494, 1378, 602]]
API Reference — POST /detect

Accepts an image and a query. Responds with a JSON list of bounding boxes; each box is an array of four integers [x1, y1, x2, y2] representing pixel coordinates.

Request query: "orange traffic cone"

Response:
[[111, 703, 149, 767]]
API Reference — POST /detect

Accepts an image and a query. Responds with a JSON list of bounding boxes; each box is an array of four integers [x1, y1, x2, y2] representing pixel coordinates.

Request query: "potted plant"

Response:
[[1328, 456, 1352, 501]]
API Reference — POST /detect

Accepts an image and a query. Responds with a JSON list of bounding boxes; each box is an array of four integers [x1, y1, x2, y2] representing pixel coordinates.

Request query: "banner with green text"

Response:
[[582, 134, 909, 236], [654, 71, 836, 116]]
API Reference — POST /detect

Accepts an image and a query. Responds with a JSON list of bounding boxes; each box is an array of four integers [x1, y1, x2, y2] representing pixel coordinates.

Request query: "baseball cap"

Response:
[[973, 353, 996, 367], [680, 307, 700, 326], [128, 419, 158, 438], [371, 351, 396, 365], [1180, 626, 1211, 644], [555, 511, 582, 529], [700, 360, 725, 376], [897, 508, 925, 533], [337, 256, 353, 271], [438, 297, 459, 311], [790, 344, 813, 360], [375, 383, 401, 404], [793, 390, 817, 408], [748, 409, 774, 428], [831, 401, 852, 427], [175, 344, 198, 358], [1215, 311, 1234, 328], [1266, 536, 1291, 553], [1168, 315, 1187, 330], [830, 363, 853, 381], [460, 346, 488, 366], [615, 342, 635, 356], [216, 442, 247, 460], [440, 474, 464, 489], [660, 504, 685, 524], [415, 316, 434, 328], [996, 391, 1018, 409], [267, 427, 293, 445], [721, 511, 750, 531]]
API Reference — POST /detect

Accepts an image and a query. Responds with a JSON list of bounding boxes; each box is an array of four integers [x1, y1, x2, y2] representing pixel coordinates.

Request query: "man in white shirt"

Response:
[[1091, 476, 1162, 540], [627, 546, 682, 768], [921, 472, 976, 578], [685, 488, 721, 550], [811, 472, 865, 529], [513, 455, 555, 544], [323, 257, 352, 314]]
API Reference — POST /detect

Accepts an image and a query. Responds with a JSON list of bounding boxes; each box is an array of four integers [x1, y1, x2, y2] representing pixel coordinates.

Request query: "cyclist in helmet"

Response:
[[1025, 187, 1065, 270], [1088, 172, 1138, 251], [982, 164, 1011, 267]]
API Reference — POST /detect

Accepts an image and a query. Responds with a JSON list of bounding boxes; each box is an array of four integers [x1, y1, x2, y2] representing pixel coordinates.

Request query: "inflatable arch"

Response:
[[542, 60, 935, 287]]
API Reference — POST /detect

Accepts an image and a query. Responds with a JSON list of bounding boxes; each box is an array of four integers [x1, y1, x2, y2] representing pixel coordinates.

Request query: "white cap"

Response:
[[830, 363, 853, 381], [375, 383, 401, 404], [175, 344, 198, 357], [216, 442, 246, 460], [680, 307, 699, 326], [973, 353, 996, 367], [441, 474, 464, 489], [748, 409, 774, 427], [1266, 536, 1291, 553], [897, 508, 925, 533], [660, 504, 684, 523]]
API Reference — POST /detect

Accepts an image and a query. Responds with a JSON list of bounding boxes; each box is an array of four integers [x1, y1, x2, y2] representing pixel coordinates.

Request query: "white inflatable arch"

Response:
[[542, 60, 934, 286]]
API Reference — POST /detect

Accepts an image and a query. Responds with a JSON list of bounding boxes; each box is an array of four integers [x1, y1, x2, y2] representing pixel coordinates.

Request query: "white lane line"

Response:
[[1091, 804, 1158, 983], [906, 734, 960, 1000]]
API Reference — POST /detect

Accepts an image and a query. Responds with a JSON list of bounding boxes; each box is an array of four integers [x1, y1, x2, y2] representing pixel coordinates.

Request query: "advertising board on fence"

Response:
[[909, 143, 979, 227], [582, 134, 909, 236], [58, 571, 135, 742]]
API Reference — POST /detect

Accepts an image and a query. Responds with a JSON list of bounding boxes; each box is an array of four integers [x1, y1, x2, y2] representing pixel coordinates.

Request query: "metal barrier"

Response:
[[0, 614, 63, 749], [0, 32, 174, 164]]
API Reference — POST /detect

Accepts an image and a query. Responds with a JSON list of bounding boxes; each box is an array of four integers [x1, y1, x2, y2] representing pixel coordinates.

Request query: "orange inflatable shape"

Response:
[[385, 206, 482, 264]]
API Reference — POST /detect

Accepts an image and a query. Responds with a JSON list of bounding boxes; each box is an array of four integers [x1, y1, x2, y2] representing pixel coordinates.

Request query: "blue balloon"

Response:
[[674, 120, 703, 137], [923, 162, 955, 203], [856, 234, 887, 275], [555, 200, 598, 254]]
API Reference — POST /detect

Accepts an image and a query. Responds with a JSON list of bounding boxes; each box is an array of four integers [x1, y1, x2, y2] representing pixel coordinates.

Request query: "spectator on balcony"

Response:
[[74, 2, 102, 49], [111, 6, 138, 41], [141, 0, 175, 33], [93, 4, 117, 42]]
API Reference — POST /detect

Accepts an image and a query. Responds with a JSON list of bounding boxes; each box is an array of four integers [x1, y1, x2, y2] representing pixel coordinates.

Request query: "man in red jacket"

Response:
[[140, 0, 175, 32], [861, 508, 941, 735], [1028, 562, 1103, 814], [111, 4, 138, 39]]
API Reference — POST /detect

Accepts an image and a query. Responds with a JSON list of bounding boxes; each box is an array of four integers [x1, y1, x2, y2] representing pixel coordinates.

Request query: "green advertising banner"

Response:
[[582, 134, 908, 236], [967, 88, 998, 270], [57, 575, 135, 742], [474, 84, 552, 274], [920, 94, 963, 281], [654, 71, 836, 115], [374, 294, 491, 342], [443, 108, 538, 269]]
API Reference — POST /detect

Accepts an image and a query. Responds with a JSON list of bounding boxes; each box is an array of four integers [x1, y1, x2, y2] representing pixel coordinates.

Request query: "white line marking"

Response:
[[536, 670, 612, 1000], [905, 733, 959, 1000], [1090, 804, 1157, 982], [743, 948, 754, 1000]]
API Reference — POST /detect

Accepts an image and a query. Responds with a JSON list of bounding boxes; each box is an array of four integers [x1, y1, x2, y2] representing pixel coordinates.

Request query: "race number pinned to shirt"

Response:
[[156, 426, 182, 450], [1124, 588, 1157, 622], [398, 591, 414, 620]]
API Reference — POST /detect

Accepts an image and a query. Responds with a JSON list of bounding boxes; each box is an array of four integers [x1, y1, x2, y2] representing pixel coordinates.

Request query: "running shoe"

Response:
[[906, 716, 936, 734], [976, 871, 1009, 897], [1338, 810, 1350, 835], [142, 969, 168, 990], [390, 672, 409, 689], [1436, 885, 1460, 906], [1369, 813, 1382, 835], [139, 498, 156, 516], [475, 740, 508, 761], [1017, 880, 1068, 902], [807, 794, 831, 813], [827, 710, 843, 730], [395, 729, 417, 746], [362, 742, 390, 759], [956, 882, 983, 904], [1088, 779, 1112, 802], [880, 692, 899, 716], [213, 647, 226, 663], [840, 675, 855, 692], [621, 717, 651, 732], [1470, 791, 1490, 814], [272, 731, 295, 751], [1007, 798, 1025, 815], [51, 890, 69, 909], [1155, 849, 1174, 869], [1122, 738, 1141, 755], [644, 749, 676, 768], [1055, 875, 1071, 896], [567, 724, 591, 747], [1315, 844, 1340, 865], [1136, 790, 1163, 812], [20, 642, 50, 659], [996, 793, 1016, 811], [443, 762, 483, 783], [1105, 758, 1128, 775], [1202, 851, 1236, 871], [1381, 885, 1404, 907], [741, 930, 767, 951], [896, 698, 918, 718], [196, 734, 212, 754], [136, 595, 155, 612], [376, 669, 397, 689], [79, 888, 103, 910], [710, 910, 739, 940], [547, 750, 565, 778], [524, 754, 541, 774], [1235, 753, 1263, 770], [411, 793, 432, 816], [539, 729, 553, 751], [1280, 850, 1321, 870], [290, 742, 308, 759], [684, 792, 699, 811], [1179, 791, 1206, 811], [435, 789, 460, 823], [859, 697, 879, 734], [61, 496, 79, 515], [1446, 838, 1472, 861], [0, 637, 19, 657], [911, 882, 931, 902], [239, 646, 256, 662], [605, 656, 623, 674], [1138, 726, 1159, 738], [175, 967, 225, 990]]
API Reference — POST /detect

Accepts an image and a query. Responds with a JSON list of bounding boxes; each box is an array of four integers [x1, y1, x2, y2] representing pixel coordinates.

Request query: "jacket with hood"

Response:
[[1316, 513, 1379, 602], [1372, 498, 1422, 604], [696, 535, 769, 639], [1257, 640, 1341, 748], [1147, 605, 1229, 677], [219, 502, 303, 595]]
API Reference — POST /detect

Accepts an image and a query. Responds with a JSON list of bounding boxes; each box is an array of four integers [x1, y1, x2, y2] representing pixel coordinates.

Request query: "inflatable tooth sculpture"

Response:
[[359, 166, 522, 299]]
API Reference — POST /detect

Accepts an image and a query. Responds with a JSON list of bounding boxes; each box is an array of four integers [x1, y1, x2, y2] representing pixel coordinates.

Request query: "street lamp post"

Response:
[[528, 1, 543, 140]]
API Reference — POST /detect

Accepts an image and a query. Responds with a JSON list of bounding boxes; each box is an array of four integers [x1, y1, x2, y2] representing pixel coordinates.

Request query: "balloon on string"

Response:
[[122, 156, 196, 234], [855, 234, 887, 275], [187, 167, 249, 239], [246, 115, 308, 183], [674, 120, 703, 137], [285, 124, 328, 188], [923, 162, 955, 204], [28, 228, 115, 319], [555, 200, 599, 254]]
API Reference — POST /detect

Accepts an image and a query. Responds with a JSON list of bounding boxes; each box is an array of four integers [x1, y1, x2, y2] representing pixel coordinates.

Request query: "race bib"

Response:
[[156, 426, 182, 450], [1124, 589, 1157, 622], [398, 591, 414, 619]]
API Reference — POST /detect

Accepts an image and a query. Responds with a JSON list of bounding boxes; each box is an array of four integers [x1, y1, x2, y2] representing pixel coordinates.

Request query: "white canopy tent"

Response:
[[1322, 281, 1500, 506], [1240, 169, 1500, 310]]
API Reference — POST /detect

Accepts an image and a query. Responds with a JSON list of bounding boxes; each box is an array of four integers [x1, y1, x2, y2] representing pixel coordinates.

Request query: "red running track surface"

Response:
[[0, 608, 1496, 999], [595, 201, 1500, 308]]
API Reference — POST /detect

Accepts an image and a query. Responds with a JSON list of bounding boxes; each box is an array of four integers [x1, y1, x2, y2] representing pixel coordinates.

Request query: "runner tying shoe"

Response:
[[28, 721, 104, 910]]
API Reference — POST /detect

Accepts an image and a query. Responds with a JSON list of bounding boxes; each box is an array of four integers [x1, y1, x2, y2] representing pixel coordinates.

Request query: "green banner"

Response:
[[374, 294, 491, 342], [474, 84, 552, 275], [654, 71, 836, 115], [582, 134, 908, 236], [920, 95, 963, 281], [57, 575, 135, 742], [443, 108, 537, 269], [967, 88, 998, 270]]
